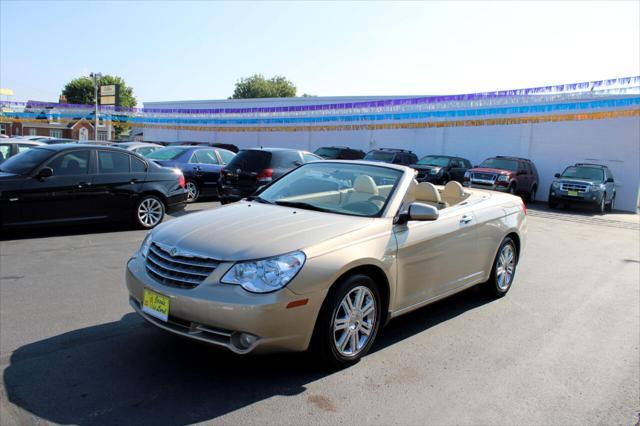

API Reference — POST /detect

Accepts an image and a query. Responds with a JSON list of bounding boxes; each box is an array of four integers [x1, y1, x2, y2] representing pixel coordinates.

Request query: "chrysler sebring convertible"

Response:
[[126, 161, 526, 366]]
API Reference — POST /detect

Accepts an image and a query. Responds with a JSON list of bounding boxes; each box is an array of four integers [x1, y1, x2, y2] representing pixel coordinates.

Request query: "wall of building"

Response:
[[143, 94, 640, 212]]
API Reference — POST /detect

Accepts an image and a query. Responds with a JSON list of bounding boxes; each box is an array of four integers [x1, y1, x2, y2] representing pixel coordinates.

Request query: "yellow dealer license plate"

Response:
[[567, 190, 579, 197], [142, 289, 170, 322]]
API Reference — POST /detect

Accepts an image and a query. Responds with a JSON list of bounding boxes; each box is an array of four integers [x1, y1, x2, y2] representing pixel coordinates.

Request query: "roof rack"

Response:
[[495, 155, 531, 161], [379, 148, 411, 152], [575, 163, 607, 167]]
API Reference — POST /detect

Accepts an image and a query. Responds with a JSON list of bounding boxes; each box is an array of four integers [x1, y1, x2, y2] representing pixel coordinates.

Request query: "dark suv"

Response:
[[363, 148, 418, 166], [314, 146, 365, 160], [464, 156, 539, 201], [218, 148, 322, 203], [411, 155, 472, 184], [548, 163, 616, 213]]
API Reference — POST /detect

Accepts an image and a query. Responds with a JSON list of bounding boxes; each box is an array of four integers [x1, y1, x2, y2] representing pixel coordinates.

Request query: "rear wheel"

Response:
[[312, 274, 382, 367], [482, 237, 517, 298], [134, 195, 165, 229], [528, 185, 537, 203], [508, 184, 517, 195], [185, 180, 199, 203]]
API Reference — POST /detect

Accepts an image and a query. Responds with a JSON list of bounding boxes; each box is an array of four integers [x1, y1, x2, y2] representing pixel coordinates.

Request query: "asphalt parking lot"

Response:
[[0, 201, 638, 425]]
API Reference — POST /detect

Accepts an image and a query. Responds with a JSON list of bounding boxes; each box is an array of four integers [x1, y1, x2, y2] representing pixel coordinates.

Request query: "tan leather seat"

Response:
[[346, 175, 381, 206], [414, 182, 446, 209], [442, 181, 470, 205]]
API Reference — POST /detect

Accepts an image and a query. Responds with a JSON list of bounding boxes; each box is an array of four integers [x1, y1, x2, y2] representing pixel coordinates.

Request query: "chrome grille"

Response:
[[145, 243, 218, 289], [471, 172, 497, 186], [560, 182, 589, 192]]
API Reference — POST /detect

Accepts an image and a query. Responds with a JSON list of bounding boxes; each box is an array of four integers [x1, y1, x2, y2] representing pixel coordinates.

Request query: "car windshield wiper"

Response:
[[246, 195, 273, 204], [274, 200, 332, 213]]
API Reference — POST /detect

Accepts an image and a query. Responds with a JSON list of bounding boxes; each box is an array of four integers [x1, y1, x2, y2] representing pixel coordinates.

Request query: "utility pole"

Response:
[[90, 72, 102, 139]]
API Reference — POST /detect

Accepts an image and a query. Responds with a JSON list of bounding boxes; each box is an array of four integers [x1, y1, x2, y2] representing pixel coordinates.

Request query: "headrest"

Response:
[[353, 175, 379, 195], [414, 182, 441, 203], [443, 180, 465, 198]]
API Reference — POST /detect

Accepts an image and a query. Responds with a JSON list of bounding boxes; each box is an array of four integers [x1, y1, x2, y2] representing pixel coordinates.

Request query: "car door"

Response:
[[393, 203, 482, 313], [448, 159, 466, 182], [92, 150, 143, 220], [189, 149, 222, 195], [604, 168, 615, 202], [18, 149, 97, 223]]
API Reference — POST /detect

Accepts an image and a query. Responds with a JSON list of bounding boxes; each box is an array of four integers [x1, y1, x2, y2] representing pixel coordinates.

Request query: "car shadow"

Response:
[[3, 286, 490, 425]]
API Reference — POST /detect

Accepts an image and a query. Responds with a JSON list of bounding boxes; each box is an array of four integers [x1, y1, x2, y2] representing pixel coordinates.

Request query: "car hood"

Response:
[[151, 202, 374, 261], [556, 178, 599, 185], [411, 164, 440, 171], [469, 167, 511, 175]]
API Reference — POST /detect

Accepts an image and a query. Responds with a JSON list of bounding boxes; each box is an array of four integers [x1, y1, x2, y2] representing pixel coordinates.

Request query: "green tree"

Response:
[[61, 75, 137, 138], [230, 74, 296, 99]]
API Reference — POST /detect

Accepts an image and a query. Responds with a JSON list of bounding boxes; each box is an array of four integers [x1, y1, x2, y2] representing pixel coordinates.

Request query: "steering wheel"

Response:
[[342, 201, 380, 215]]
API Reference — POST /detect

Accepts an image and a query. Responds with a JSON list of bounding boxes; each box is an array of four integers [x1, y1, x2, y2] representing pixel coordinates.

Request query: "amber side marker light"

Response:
[[286, 299, 309, 309]]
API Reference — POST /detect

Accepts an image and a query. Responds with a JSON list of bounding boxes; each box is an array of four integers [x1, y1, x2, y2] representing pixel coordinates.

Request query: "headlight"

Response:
[[140, 233, 152, 258], [429, 167, 441, 175], [221, 251, 306, 293], [497, 175, 510, 182], [552, 181, 560, 188]]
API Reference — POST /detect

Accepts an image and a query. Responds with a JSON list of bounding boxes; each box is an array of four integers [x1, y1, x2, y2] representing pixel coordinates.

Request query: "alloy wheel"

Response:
[[496, 244, 515, 291], [138, 197, 163, 227], [333, 286, 377, 357], [186, 181, 199, 202]]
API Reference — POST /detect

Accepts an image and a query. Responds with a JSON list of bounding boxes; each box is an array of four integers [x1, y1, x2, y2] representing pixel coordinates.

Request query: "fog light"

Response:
[[233, 332, 257, 350], [551, 191, 556, 196], [592, 196, 596, 200]]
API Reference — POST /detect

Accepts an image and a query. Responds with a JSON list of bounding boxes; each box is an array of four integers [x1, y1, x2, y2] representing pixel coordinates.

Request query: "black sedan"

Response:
[[0, 144, 188, 229], [411, 155, 472, 184]]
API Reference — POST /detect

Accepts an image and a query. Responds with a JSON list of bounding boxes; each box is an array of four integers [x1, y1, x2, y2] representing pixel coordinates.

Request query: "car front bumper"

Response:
[[548, 188, 604, 205], [126, 254, 324, 354], [166, 190, 188, 213], [464, 182, 512, 192], [217, 184, 256, 203]]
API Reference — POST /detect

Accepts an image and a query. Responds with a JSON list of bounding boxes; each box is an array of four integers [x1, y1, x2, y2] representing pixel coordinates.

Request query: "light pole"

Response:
[[90, 72, 102, 139]]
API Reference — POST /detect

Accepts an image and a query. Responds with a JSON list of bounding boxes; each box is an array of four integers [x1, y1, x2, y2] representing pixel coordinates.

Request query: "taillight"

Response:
[[220, 167, 226, 176], [522, 200, 527, 215], [257, 168, 273, 181], [178, 174, 185, 188]]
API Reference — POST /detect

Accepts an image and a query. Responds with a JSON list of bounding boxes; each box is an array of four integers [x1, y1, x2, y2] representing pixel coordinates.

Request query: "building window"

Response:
[[29, 128, 37, 136], [97, 131, 108, 141], [50, 129, 63, 138]]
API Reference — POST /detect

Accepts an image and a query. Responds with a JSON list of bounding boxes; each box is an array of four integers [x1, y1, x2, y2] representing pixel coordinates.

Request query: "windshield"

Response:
[[0, 147, 53, 175], [314, 147, 341, 159], [479, 158, 519, 171], [561, 166, 604, 181], [257, 162, 403, 217], [417, 156, 450, 167], [364, 151, 395, 162], [146, 147, 186, 161]]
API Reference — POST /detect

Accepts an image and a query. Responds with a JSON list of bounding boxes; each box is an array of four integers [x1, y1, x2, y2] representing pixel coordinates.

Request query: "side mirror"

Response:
[[36, 167, 53, 179], [606, 177, 614, 183], [554, 173, 561, 178], [408, 202, 439, 221]]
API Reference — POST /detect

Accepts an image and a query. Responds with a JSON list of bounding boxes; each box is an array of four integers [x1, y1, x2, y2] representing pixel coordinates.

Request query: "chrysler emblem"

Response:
[[170, 247, 178, 256]]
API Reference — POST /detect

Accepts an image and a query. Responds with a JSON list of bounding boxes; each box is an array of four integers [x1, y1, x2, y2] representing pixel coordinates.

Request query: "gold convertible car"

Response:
[[126, 160, 526, 366]]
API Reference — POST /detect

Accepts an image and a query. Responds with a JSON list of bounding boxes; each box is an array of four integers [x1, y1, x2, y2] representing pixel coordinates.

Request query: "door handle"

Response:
[[460, 214, 473, 224], [78, 182, 91, 188]]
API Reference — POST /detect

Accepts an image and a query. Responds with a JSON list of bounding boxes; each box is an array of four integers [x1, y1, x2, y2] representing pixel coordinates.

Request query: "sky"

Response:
[[1, 1, 639, 105]]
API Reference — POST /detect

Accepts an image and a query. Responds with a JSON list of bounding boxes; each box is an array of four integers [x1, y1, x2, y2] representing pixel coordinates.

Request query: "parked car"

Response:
[[112, 142, 164, 156], [363, 148, 418, 166], [314, 146, 366, 160], [0, 139, 45, 163], [464, 156, 539, 201], [412, 155, 472, 184], [0, 145, 187, 229], [218, 148, 322, 204], [42, 138, 77, 144], [127, 160, 526, 366], [548, 163, 616, 213], [173, 141, 240, 153], [146, 146, 236, 202]]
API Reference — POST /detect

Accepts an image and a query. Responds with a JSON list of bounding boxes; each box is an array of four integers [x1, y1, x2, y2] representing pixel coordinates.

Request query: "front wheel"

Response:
[[134, 195, 165, 229], [312, 274, 382, 367], [596, 195, 606, 215], [482, 237, 518, 298]]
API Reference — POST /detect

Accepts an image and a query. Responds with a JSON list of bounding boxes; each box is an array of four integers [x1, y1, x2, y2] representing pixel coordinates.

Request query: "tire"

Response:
[[185, 180, 200, 203], [528, 186, 537, 203], [508, 184, 517, 195], [312, 274, 383, 367], [548, 197, 558, 209], [134, 195, 165, 229], [605, 194, 615, 212], [482, 237, 518, 298], [596, 195, 606, 215]]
